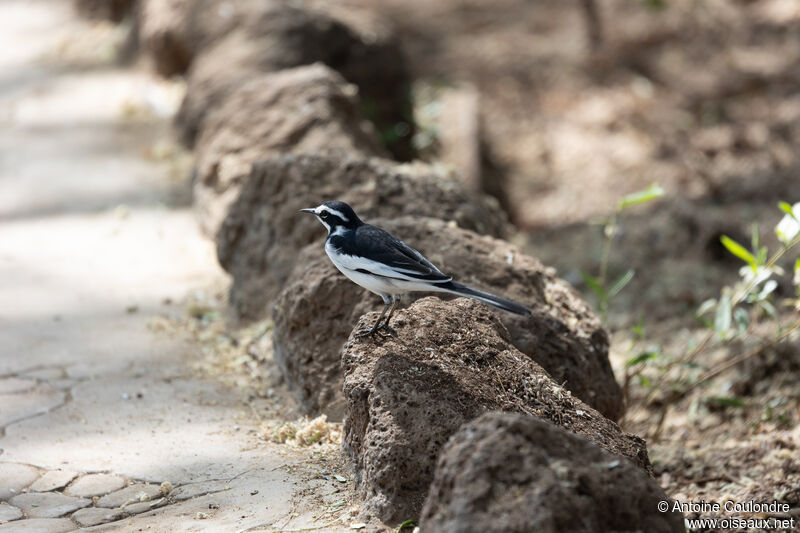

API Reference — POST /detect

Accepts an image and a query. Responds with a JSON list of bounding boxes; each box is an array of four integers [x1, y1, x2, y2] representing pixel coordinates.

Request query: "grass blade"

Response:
[[608, 269, 635, 298], [720, 235, 756, 268], [618, 183, 664, 210]]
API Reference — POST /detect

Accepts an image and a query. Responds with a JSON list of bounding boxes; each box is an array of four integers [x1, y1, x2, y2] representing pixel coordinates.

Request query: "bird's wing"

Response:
[[336, 224, 452, 283]]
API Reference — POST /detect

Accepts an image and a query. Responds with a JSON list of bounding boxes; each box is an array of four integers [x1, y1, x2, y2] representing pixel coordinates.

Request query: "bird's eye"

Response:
[[321, 212, 329, 219]]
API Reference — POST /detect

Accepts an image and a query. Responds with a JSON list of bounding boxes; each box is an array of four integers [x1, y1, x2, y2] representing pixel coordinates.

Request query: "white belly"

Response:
[[325, 242, 445, 298]]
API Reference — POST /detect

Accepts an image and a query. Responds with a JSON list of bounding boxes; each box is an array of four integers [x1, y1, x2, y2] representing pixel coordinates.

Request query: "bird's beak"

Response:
[[299, 208, 315, 214]]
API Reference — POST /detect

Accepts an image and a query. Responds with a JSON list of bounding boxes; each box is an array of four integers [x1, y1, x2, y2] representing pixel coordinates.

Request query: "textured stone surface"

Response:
[[154, 0, 412, 158], [65, 474, 126, 498], [0, 378, 36, 394], [72, 507, 125, 527], [124, 500, 162, 514], [168, 480, 230, 502], [0, 518, 75, 532], [9, 492, 90, 519], [0, 463, 40, 500], [28, 471, 78, 493], [274, 216, 622, 421], [0, 1, 351, 530], [342, 298, 650, 522], [97, 483, 162, 508], [217, 153, 508, 319], [193, 64, 386, 237], [0, 389, 65, 434], [0, 503, 23, 523], [421, 412, 684, 533]]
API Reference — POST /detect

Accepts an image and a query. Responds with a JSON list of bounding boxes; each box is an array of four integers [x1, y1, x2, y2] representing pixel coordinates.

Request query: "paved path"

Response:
[[0, 2, 349, 531]]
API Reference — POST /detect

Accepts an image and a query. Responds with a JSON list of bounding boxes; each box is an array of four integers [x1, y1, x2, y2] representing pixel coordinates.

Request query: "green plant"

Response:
[[584, 188, 800, 438], [629, 201, 800, 438], [397, 520, 417, 532], [581, 183, 664, 321]]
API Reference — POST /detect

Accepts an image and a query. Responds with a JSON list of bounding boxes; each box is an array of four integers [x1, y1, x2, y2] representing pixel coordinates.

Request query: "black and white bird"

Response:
[[301, 200, 531, 336]]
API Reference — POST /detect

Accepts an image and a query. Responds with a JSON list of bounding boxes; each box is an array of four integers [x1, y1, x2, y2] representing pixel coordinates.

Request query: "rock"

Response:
[[168, 480, 230, 501], [64, 473, 126, 498], [97, 483, 162, 508], [124, 500, 165, 514], [193, 64, 387, 237], [273, 217, 622, 421], [217, 153, 508, 319], [9, 492, 90, 519], [0, 518, 75, 532], [154, 0, 412, 157], [342, 297, 649, 522], [137, 0, 193, 76], [421, 412, 684, 533], [72, 507, 125, 527], [28, 471, 78, 493], [0, 463, 40, 500], [73, 0, 137, 22], [0, 503, 23, 523]]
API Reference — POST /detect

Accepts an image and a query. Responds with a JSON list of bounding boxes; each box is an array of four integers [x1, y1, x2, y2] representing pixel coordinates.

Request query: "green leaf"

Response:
[[631, 318, 646, 340], [750, 223, 760, 252], [714, 293, 731, 335], [397, 520, 417, 532], [779, 201, 796, 218], [720, 235, 756, 268], [626, 351, 659, 367], [608, 269, 635, 298], [756, 247, 768, 267], [580, 271, 606, 300], [795, 257, 800, 275], [618, 184, 665, 210]]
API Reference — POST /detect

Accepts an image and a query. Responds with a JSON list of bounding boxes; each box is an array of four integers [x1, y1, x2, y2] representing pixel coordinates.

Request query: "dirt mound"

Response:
[[139, 0, 412, 157], [274, 216, 622, 421], [342, 297, 649, 522], [193, 64, 387, 237], [421, 411, 683, 533], [216, 154, 508, 319]]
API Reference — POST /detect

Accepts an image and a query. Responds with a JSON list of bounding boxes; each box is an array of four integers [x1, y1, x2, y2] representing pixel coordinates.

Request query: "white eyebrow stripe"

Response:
[[317, 206, 349, 222]]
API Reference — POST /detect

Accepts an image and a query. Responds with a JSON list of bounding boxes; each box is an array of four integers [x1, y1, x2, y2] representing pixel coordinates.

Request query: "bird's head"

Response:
[[300, 200, 362, 234]]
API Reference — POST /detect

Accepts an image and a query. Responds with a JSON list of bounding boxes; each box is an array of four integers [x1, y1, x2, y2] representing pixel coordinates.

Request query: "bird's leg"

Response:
[[355, 299, 391, 338], [376, 296, 399, 337]]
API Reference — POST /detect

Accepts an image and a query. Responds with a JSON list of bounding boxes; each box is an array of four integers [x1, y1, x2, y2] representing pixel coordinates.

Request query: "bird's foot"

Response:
[[375, 323, 398, 338], [354, 327, 377, 338], [354, 322, 397, 339]]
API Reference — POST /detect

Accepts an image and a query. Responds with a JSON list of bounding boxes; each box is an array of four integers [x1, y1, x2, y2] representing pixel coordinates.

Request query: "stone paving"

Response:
[[0, 463, 205, 529], [0, 1, 350, 531]]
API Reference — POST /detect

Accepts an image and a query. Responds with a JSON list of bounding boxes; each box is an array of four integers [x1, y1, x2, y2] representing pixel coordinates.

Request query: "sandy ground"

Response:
[[0, 2, 350, 531]]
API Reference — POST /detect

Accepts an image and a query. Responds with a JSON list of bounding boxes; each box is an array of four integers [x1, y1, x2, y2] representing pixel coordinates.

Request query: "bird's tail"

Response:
[[438, 281, 531, 316]]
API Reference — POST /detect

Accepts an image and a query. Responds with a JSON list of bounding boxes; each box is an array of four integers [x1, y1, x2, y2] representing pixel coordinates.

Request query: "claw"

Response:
[[377, 324, 398, 337], [355, 327, 376, 338]]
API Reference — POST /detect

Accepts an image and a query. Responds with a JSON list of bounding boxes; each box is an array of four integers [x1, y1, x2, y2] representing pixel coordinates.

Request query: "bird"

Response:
[[300, 200, 531, 337]]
